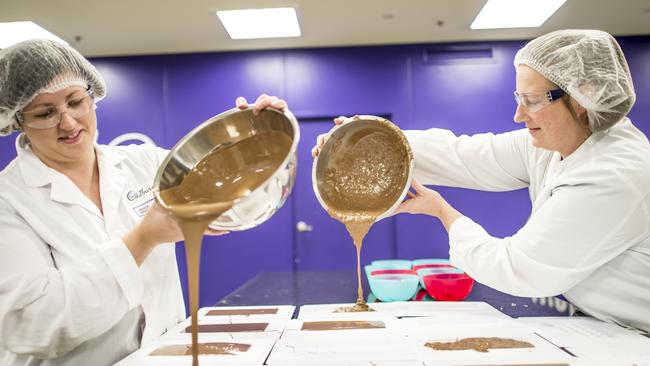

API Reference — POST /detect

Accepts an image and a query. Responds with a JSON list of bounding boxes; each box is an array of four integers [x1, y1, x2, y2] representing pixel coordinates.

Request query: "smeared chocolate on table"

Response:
[[184, 323, 269, 333], [205, 308, 279, 316], [425, 337, 534, 353], [301, 320, 386, 331], [150, 342, 250, 356]]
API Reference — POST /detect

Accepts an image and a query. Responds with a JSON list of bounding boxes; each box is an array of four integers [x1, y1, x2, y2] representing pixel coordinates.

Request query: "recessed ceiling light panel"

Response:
[[471, 0, 567, 30], [0, 21, 68, 48], [217, 7, 301, 40]]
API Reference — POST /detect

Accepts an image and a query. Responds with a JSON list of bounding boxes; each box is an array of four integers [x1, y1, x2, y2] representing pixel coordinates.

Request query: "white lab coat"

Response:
[[0, 135, 186, 366], [404, 118, 650, 332]]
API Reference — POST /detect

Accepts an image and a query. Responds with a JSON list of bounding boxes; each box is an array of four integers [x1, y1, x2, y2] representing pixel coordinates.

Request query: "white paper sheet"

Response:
[[517, 316, 650, 366], [115, 334, 275, 366], [282, 316, 400, 339], [267, 333, 418, 366], [198, 305, 295, 321], [162, 317, 288, 339], [405, 322, 573, 364], [298, 301, 507, 320]]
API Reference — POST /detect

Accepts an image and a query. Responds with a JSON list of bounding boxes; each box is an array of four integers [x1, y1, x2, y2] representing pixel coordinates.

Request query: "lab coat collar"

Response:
[[556, 128, 603, 168], [16, 134, 56, 187], [16, 134, 127, 186], [16, 134, 128, 219]]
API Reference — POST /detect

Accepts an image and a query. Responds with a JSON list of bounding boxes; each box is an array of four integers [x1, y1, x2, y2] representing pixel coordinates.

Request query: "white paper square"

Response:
[[198, 305, 295, 321], [282, 317, 399, 339], [115, 334, 275, 366], [162, 317, 288, 339], [406, 323, 573, 364], [297, 302, 397, 320], [267, 334, 418, 366]]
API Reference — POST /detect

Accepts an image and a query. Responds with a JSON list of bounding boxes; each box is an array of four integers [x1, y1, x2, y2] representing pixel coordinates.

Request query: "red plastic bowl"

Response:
[[412, 263, 454, 272], [422, 273, 474, 301], [370, 269, 416, 276]]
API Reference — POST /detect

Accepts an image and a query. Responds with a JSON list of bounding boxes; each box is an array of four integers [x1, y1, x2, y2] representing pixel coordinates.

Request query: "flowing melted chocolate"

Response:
[[184, 323, 269, 333], [157, 131, 292, 366], [301, 320, 386, 331], [150, 342, 251, 356], [424, 337, 534, 353], [206, 308, 279, 316], [318, 118, 411, 312]]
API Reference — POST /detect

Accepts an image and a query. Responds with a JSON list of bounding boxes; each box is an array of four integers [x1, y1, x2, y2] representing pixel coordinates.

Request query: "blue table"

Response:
[[216, 270, 574, 318]]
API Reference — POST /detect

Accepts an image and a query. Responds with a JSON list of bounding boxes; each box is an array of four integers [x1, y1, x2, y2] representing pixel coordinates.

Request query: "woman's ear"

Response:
[[567, 97, 590, 127], [570, 97, 587, 116]]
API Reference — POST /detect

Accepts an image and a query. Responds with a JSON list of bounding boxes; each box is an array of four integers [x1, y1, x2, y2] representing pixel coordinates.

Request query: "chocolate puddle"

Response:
[[317, 118, 411, 312], [184, 323, 269, 333], [150, 342, 251, 356], [301, 320, 386, 331], [424, 337, 534, 353], [206, 308, 279, 316], [157, 131, 292, 365]]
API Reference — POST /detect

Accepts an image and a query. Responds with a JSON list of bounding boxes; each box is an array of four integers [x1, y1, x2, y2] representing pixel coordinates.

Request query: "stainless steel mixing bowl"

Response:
[[153, 106, 300, 231], [312, 115, 413, 221]]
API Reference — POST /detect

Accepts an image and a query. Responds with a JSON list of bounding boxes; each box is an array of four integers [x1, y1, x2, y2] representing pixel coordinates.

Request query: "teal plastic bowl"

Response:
[[370, 259, 412, 269], [368, 273, 419, 302], [412, 258, 450, 266], [416, 267, 464, 288], [365, 260, 412, 279]]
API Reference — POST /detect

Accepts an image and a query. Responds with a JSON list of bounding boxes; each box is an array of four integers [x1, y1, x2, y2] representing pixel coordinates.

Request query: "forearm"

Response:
[[122, 227, 156, 266], [436, 200, 464, 232]]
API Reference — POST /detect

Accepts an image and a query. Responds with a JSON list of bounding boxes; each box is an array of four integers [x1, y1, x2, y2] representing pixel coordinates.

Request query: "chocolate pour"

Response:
[[318, 119, 411, 312], [157, 131, 292, 365]]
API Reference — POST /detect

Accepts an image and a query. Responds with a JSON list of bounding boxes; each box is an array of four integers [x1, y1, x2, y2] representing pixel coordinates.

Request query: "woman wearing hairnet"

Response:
[[314, 29, 650, 331], [0, 40, 285, 365]]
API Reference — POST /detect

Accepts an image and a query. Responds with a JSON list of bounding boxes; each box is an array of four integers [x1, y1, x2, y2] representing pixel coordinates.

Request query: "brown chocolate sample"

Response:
[[424, 337, 534, 353], [157, 131, 292, 366], [206, 308, 279, 316], [301, 320, 386, 331], [184, 323, 269, 333], [150, 342, 251, 356]]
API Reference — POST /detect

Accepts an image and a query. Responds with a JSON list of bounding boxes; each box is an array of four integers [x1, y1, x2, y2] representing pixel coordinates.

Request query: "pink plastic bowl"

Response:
[[412, 263, 454, 272], [370, 269, 417, 276], [422, 273, 474, 301]]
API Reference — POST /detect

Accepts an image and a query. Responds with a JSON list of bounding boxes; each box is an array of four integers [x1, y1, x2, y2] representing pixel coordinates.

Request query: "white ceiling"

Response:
[[2, 0, 650, 57]]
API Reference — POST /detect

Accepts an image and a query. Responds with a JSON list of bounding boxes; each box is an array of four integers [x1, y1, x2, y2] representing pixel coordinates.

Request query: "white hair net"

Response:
[[0, 39, 106, 136], [514, 29, 635, 132]]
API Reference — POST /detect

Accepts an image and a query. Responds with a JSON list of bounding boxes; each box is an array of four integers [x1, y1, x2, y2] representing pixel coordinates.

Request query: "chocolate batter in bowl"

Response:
[[154, 107, 299, 231], [312, 115, 413, 311], [153, 107, 299, 366]]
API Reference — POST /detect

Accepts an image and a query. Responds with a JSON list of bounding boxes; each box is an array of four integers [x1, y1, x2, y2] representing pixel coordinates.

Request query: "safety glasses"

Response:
[[17, 87, 94, 129], [514, 88, 565, 113]]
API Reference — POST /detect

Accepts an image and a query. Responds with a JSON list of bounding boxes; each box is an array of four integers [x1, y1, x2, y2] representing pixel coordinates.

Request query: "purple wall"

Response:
[[1, 37, 648, 312]]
